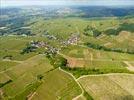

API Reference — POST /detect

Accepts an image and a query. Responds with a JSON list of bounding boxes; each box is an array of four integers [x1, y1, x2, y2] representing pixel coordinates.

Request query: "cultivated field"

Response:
[[60, 45, 134, 73], [78, 74, 134, 100], [0, 61, 18, 72], [31, 69, 82, 100], [0, 55, 54, 100]]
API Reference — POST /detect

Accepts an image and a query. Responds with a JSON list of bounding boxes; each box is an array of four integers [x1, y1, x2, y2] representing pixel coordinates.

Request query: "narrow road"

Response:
[[90, 53, 93, 61], [77, 73, 134, 81], [83, 49, 89, 61], [28, 92, 37, 100], [123, 61, 134, 71], [75, 26, 80, 34], [59, 67, 84, 100], [0, 89, 4, 99], [2, 59, 23, 63]]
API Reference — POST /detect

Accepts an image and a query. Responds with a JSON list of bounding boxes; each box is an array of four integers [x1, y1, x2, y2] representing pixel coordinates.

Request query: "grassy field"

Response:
[[0, 36, 37, 61], [0, 61, 18, 72], [30, 18, 78, 39], [31, 69, 82, 100], [78, 74, 134, 100], [0, 73, 11, 85]]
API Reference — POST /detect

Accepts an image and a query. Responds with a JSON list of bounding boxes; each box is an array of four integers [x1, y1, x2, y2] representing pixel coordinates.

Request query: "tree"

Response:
[[83, 25, 101, 37], [37, 74, 43, 80], [21, 45, 37, 54]]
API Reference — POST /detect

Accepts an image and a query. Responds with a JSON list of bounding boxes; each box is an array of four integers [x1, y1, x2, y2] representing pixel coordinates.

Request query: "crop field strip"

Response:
[[62, 45, 134, 61], [60, 46, 133, 70], [0, 73, 11, 84], [0, 61, 19, 72], [78, 74, 134, 100]]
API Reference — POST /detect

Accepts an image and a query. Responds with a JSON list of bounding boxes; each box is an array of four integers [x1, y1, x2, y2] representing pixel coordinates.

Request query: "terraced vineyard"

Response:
[[0, 5, 134, 100]]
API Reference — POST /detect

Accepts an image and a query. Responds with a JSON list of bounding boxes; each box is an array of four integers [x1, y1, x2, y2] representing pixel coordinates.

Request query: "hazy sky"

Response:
[[1, 0, 134, 7]]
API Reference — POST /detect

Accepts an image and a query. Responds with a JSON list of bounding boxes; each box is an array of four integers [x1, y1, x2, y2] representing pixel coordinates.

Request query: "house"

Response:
[[30, 41, 49, 48], [67, 34, 80, 45]]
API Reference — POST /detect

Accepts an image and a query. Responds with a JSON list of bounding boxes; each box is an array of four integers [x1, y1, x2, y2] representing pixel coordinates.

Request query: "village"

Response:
[[24, 33, 80, 55]]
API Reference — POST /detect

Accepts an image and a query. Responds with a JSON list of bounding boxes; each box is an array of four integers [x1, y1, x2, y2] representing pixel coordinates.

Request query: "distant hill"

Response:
[[74, 6, 134, 17], [0, 6, 134, 35], [1, 6, 134, 18]]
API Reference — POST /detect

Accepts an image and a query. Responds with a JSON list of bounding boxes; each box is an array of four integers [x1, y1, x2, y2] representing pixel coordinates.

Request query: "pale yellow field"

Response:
[[78, 74, 134, 100]]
